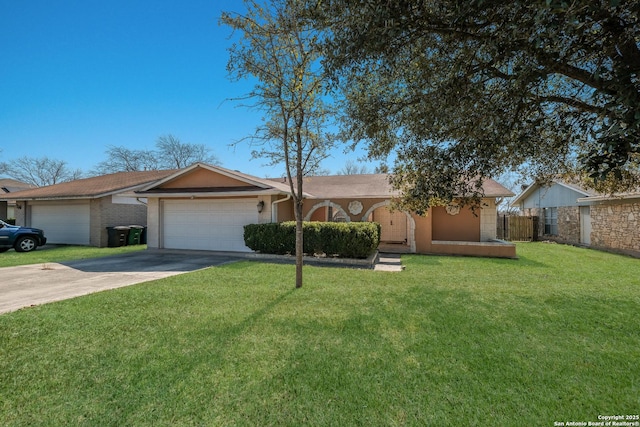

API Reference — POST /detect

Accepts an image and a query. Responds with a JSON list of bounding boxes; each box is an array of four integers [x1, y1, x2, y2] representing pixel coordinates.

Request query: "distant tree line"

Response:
[[0, 134, 219, 187]]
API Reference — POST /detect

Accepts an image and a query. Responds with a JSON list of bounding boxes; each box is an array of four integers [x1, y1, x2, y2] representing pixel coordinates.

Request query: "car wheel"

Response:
[[15, 236, 37, 252]]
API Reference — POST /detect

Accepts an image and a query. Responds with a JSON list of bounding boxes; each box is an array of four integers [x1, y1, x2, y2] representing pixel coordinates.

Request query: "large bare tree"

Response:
[[1, 156, 83, 187], [92, 134, 219, 174]]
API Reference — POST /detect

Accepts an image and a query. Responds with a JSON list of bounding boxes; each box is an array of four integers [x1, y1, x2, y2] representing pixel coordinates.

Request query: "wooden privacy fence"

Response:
[[497, 215, 538, 241]]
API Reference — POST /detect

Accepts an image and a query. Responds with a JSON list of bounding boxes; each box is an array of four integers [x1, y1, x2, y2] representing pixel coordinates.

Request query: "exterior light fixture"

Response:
[[257, 200, 265, 213]]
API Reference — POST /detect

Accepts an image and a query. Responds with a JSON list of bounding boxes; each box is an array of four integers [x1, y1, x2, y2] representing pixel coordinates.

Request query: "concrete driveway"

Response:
[[0, 250, 242, 314]]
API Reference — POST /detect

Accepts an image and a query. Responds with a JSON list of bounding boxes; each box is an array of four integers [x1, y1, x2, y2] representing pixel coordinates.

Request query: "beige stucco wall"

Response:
[[146, 198, 161, 249]]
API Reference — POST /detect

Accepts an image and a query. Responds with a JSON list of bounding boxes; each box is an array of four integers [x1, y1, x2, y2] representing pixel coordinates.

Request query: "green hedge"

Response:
[[244, 221, 381, 259]]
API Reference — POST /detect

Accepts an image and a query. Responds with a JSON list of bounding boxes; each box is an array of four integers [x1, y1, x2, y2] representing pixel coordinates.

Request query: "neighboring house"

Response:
[[136, 163, 516, 258], [0, 170, 175, 246], [0, 178, 34, 220], [511, 180, 640, 257]]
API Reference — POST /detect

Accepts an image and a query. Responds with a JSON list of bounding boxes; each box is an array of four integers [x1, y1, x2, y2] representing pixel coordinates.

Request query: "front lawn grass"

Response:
[[1, 243, 638, 426], [0, 244, 146, 268]]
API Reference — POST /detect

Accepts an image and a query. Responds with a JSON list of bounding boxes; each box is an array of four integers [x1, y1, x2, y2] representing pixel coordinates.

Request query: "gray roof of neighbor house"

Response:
[[296, 174, 514, 199], [0, 170, 177, 200], [0, 178, 34, 193], [510, 179, 600, 206]]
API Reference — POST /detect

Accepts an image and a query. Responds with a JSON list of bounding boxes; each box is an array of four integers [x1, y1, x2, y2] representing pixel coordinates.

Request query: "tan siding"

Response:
[[432, 206, 480, 241], [161, 168, 255, 189]]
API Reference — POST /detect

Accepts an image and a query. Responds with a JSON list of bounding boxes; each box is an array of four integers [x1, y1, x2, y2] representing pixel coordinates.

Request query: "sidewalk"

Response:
[[373, 253, 404, 272]]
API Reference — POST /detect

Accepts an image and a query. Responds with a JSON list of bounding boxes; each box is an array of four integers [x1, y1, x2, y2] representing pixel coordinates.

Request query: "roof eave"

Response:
[[139, 163, 278, 192], [138, 189, 289, 198], [577, 193, 640, 202], [2, 195, 95, 201]]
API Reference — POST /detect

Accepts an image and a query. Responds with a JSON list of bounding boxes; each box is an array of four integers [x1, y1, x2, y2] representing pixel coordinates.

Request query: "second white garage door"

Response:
[[30, 202, 91, 245], [162, 199, 258, 252]]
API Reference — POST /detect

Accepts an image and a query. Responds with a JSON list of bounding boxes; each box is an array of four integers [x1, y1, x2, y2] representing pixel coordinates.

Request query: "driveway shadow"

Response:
[[60, 251, 241, 273]]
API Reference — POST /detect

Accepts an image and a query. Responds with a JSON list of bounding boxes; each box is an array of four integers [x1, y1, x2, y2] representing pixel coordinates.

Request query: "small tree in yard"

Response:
[[221, 0, 335, 288]]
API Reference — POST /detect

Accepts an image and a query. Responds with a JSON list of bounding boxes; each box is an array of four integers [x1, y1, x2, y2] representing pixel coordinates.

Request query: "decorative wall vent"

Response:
[[348, 200, 363, 215], [445, 204, 461, 216]]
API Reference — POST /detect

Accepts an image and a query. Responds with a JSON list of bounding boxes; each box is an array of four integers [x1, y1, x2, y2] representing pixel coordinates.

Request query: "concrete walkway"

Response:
[[373, 253, 404, 272]]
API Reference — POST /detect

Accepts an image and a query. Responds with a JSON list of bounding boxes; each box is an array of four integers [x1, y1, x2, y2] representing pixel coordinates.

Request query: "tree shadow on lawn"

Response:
[[403, 253, 547, 268]]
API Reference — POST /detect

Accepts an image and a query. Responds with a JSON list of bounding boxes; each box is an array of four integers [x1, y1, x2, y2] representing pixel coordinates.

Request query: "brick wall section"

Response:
[[557, 206, 580, 245], [591, 202, 640, 255], [91, 197, 148, 247]]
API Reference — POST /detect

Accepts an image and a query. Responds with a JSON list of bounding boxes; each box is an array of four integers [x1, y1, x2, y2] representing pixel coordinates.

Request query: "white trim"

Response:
[[139, 189, 285, 198], [137, 162, 293, 193], [577, 193, 640, 202], [304, 200, 350, 222]]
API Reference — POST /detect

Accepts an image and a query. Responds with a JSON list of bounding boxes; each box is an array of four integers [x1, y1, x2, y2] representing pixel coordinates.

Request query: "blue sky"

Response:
[[0, 0, 374, 178]]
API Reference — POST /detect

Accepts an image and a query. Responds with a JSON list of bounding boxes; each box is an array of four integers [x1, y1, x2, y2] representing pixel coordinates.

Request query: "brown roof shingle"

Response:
[[281, 174, 514, 199], [0, 170, 177, 200], [0, 178, 34, 193]]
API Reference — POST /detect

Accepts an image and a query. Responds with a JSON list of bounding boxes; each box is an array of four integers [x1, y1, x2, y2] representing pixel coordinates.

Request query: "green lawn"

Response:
[[0, 244, 146, 268], [1, 243, 638, 426]]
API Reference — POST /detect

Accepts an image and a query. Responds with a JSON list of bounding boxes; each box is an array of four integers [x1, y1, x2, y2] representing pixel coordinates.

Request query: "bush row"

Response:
[[244, 221, 381, 259]]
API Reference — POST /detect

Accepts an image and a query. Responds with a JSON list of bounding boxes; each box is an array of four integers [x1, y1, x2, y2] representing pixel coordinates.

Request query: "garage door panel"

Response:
[[162, 199, 258, 252], [31, 203, 90, 245]]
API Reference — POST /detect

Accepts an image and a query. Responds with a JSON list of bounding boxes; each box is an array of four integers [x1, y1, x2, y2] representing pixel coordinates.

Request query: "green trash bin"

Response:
[[107, 226, 130, 247], [127, 225, 144, 245]]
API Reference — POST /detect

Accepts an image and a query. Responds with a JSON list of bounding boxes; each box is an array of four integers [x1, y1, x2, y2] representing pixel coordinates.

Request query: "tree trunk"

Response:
[[295, 202, 303, 289]]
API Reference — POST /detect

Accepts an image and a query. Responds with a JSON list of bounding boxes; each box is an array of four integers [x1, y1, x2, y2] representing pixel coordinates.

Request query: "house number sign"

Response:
[[348, 200, 363, 215]]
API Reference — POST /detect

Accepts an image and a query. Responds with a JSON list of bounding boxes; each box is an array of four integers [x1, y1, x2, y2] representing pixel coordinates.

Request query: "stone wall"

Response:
[[557, 206, 580, 245], [523, 206, 580, 244], [591, 201, 640, 256]]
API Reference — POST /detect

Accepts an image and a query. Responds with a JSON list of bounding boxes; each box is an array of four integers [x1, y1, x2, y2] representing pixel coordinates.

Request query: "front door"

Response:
[[580, 206, 591, 245], [375, 207, 407, 243]]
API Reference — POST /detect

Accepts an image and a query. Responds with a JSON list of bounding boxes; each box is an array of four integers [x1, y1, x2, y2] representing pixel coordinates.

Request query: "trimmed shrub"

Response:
[[244, 221, 381, 258]]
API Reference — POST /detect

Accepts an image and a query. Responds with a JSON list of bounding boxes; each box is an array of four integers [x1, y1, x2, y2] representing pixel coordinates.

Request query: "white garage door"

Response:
[[30, 203, 91, 245], [162, 199, 258, 252]]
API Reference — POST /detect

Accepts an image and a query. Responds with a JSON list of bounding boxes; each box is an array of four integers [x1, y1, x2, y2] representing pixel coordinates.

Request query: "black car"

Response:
[[0, 220, 47, 253]]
